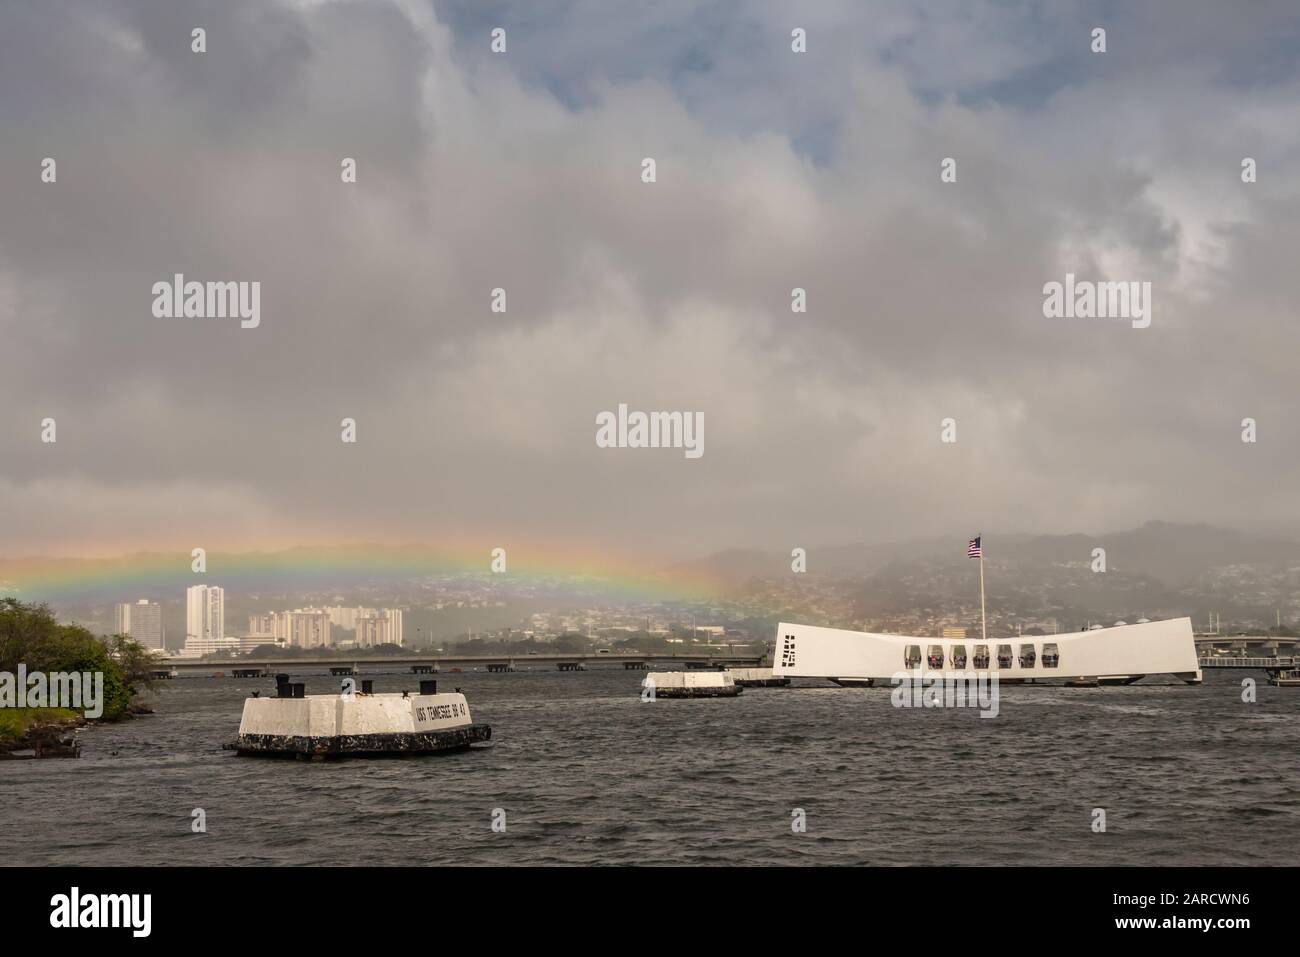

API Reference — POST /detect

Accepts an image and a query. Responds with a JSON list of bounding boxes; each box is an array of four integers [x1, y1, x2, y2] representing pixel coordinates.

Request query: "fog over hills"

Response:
[[665, 522, 1300, 626], [668, 521, 1300, 587]]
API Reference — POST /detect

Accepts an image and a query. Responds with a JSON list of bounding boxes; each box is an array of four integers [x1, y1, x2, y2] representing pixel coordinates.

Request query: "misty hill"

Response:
[[668, 522, 1300, 624], [1003, 522, 1300, 588], [669, 522, 1300, 588]]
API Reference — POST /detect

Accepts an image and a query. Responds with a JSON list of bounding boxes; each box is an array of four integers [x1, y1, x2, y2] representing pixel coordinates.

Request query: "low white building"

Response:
[[177, 636, 241, 658], [772, 618, 1202, 684]]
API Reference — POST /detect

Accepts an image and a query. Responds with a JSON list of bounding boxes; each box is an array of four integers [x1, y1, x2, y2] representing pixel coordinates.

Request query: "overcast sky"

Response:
[[2, 0, 1299, 562]]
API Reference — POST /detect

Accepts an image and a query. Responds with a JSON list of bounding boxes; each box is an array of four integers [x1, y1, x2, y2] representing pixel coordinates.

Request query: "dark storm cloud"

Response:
[[1, 0, 1299, 558]]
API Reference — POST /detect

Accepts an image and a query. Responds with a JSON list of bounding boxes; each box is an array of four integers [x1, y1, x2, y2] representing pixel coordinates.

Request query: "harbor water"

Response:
[[4, 668, 1297, 865]]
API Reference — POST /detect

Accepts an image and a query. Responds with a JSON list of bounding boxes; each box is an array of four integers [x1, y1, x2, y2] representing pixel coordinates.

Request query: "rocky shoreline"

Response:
[[0, 703, 153, 759], [0, 712, 86, 759]]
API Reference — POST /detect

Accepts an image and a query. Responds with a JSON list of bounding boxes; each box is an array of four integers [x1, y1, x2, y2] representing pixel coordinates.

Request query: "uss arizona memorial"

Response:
[[771, 617, 1203, 686]]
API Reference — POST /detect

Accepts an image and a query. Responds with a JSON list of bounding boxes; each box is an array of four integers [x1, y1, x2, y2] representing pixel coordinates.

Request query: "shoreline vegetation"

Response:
[[0, 707, 85, 756], [1, 597, 157, 757]]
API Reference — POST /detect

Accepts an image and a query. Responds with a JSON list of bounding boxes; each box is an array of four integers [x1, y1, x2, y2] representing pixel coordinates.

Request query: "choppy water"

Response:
[[3, 668, 1297, 865]]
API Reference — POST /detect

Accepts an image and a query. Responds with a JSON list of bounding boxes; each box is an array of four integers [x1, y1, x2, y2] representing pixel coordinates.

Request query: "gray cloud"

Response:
[[1, 0, 1299, 560]]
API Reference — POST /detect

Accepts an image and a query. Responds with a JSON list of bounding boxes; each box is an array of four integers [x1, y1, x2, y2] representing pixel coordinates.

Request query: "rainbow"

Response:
[[0, 543, 723, 604]]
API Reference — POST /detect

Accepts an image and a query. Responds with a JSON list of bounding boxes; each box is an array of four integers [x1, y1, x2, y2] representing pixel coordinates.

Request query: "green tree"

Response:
[[0, 597, 142, 721]]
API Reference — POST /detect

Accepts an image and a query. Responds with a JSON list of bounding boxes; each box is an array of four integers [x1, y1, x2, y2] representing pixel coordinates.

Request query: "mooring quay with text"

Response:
[[156, 651, 765, 677]]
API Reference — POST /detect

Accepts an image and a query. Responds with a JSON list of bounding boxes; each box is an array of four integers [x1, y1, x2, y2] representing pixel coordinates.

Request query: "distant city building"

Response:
[[175, 636, 240, 658], [186, 585, 224, 645], [355, 609, 404, 647], [248, 610, 317, 645], [113, 603, 130, 636], [238, 634, 281, 654], [940, 626, 967, 639], [322, 605, 364, 630], [244, 604, 408, 651], [287, 610, 332, 649], [248, 612, 279, 640], [114, 599, 164, 650]]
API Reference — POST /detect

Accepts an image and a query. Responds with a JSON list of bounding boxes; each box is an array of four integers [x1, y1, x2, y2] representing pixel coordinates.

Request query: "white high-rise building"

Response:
[[287, 610, 332, 649], [186, 585, 225, 643], [355, 609, 404, 648], [114, 599, 164, 650]]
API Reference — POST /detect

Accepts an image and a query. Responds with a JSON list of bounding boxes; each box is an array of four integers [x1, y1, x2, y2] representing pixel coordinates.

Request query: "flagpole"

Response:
[[979, 548, 987, 644]]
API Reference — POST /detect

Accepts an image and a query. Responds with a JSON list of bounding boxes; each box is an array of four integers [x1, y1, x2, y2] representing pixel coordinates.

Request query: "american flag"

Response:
[[967, 536, 982, 559]]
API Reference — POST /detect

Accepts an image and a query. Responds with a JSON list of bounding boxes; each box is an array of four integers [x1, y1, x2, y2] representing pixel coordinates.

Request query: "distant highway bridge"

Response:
[[154, 651, 765, 678], [1196, 636, 1298, 653], [1198, 655, 1296, 673]]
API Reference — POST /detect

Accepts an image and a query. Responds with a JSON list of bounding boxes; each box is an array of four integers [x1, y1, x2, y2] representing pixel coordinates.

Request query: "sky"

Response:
[[2, 0, 1299, 563]]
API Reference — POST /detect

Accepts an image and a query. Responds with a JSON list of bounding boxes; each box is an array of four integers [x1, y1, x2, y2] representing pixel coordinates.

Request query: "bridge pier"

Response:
[[329, 665, 356, 677], [557, 662, 587, 672], [486, 662, 515, 673], [411, 665, 438, 674]]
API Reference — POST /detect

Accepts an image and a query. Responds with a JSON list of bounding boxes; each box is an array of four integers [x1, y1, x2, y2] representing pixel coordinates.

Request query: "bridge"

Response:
[[1195, 636, 1299, 653], [1199, 655, 1296, 672], [153, 650, 765, 678]]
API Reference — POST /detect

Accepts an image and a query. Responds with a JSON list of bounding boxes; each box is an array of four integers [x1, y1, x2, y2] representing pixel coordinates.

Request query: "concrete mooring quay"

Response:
[[231, 677, 491, 759], [644, 671, 743, 699]]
